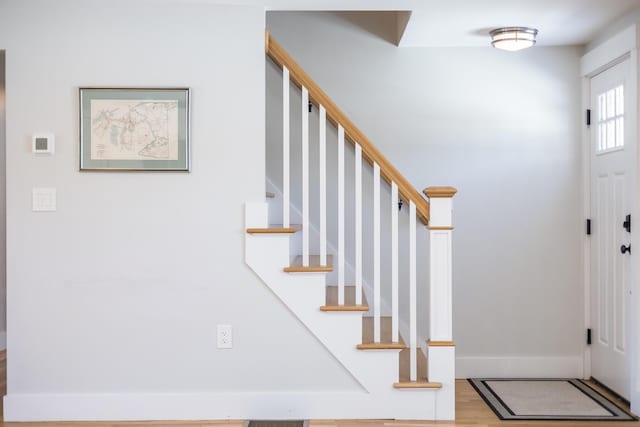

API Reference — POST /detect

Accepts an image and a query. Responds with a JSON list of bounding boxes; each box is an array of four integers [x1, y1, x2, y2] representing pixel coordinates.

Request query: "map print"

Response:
[[90, 99, 179, 161]]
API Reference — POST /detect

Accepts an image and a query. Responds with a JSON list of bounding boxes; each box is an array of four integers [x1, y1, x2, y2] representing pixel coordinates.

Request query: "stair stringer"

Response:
[[244, 202, 447, 419]]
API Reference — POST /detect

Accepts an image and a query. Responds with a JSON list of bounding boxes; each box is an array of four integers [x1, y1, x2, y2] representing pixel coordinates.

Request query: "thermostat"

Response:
[[32, 133, 55, 154]]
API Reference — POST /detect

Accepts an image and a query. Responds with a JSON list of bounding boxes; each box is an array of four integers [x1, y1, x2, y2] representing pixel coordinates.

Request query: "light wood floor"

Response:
[[0, 350, 636, 427]]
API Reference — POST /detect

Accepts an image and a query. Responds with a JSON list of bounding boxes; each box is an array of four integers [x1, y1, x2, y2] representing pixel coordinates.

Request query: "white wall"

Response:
[[0, 0, 360, 407], [0, 50, 5, 350], [586, 7, 640, 52], [267, 11, 585, 377]]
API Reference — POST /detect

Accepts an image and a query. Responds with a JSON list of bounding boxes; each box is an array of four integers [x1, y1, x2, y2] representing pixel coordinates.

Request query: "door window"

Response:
[[597, 85, 624, 153]]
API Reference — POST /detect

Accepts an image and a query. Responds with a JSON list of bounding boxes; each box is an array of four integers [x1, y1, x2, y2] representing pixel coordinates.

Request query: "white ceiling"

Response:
[[260, 0, 640, 47], [398, 0, 640, 47]]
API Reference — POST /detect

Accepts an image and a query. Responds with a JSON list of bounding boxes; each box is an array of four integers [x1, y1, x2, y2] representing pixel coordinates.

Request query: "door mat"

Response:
[[468, 378, 637, 421]]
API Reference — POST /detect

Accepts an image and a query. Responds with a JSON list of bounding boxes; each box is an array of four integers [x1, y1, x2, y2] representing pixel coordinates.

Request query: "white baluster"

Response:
[[301, 87, 309, 267], [282, 67, 290, 228], [409, 201, 417, 381], [391, 182, 399, 343], [338, 126, 345, 304], [355, 144, 362, 306], [319, 105, 327, 266], [374, 162, 381, 342]]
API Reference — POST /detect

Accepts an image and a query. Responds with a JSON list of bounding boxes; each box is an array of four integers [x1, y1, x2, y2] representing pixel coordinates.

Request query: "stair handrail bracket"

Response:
[[265, 31, 430, 225]]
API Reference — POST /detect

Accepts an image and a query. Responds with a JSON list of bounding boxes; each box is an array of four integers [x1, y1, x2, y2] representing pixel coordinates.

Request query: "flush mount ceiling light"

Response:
[[490, 27, 538, 51]]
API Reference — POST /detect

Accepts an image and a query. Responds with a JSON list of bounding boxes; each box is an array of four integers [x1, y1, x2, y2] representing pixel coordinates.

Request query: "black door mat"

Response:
[[468, 378, 637, 421]]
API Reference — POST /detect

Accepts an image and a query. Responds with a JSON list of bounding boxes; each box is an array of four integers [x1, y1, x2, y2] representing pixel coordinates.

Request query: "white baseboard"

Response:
[[456, 356, 584, 378], [4, 389, 446, 422], [0, 331, 6, 351]]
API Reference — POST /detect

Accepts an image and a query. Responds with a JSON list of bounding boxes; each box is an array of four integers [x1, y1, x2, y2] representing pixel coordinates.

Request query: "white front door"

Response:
[[590, 57, 634, 399]]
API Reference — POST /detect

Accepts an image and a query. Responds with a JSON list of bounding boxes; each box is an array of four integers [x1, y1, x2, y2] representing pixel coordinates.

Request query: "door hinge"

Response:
[[623, 214, 631, 233], [586, 109, 591, 126], [586, 219, 591, 235], [587, 328, 592, 345]]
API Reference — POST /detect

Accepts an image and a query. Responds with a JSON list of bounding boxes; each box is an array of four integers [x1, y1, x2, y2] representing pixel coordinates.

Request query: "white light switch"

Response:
[[32, 188, 56, 212]]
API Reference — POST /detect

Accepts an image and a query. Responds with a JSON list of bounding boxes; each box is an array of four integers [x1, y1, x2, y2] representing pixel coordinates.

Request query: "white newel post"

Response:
[[424, 186, 457, 420]]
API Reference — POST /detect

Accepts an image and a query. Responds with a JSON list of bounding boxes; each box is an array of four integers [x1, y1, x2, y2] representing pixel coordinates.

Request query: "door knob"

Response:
[[621, 244, 631, 254]]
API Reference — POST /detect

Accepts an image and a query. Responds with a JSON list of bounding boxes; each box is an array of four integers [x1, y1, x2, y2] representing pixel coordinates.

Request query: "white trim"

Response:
[[428, 197, 454, 342], [456, 356, 584, 379], [4, 389, 446, 422], [373, 162, 381, 342], [301, 86, 309, 267], [428, 347, 455, 420], [355, 144, 362, 306], [581, 75, 591, 381], [581, 25, 637, 77], [282, 67, 290, 228], [630, 47, 640, 416], [409, 201, 417, 381], [429, 230, 453, 342], [319, 105, 327, 266], [391, 182, 398, 344], [338, 125, 345, 304]]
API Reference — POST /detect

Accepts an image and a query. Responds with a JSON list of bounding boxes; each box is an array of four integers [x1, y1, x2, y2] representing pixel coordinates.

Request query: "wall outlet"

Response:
[[217, 324, 233, 349]]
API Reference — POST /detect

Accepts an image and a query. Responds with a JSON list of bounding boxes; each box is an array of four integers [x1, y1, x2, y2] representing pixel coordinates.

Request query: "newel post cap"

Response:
[[423, 186, 458, 199]]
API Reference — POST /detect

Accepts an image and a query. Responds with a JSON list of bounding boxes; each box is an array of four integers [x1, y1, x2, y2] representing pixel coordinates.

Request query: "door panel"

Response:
[[614, 173, 626, 354], [596, 174, 609, 347], [590, 58, 632, 399]]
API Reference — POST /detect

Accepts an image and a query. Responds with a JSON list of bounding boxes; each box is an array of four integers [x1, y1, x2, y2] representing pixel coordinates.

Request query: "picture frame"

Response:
[[79, 87, 190, 171]]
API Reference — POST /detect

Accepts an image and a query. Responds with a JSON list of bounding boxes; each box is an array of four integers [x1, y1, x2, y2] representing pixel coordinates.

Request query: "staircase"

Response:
[[245, 32, 457, 420]]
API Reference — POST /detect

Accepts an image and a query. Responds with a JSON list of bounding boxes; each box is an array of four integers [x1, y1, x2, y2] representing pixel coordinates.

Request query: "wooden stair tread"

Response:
[[246, 224, 301, 234], [357, 317, 407, 349], [266, 191, 275, 198], [321, 286, 369, 311], [357, 342, 406, 350], [393, 381, 442, 389], [284, 255, 333, 272], [321, 305, 369, 312]]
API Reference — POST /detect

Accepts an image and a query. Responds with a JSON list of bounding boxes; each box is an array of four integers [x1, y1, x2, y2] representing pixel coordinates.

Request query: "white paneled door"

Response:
[[590, 58, 634, 399]]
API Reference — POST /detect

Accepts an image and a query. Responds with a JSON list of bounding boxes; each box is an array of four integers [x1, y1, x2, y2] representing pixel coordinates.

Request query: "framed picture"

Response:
[[79, 87, 190, 171]]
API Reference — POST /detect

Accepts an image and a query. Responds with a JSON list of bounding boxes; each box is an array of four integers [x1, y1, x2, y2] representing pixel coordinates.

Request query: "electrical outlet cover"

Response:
[[217, 324, 232, 349]]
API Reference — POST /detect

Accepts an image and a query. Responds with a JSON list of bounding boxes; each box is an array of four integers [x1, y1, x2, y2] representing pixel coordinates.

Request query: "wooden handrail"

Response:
[[265, 31, 430, 225]]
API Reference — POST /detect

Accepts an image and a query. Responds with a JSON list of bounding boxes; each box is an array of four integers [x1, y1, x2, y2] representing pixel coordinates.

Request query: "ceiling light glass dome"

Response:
[[490, 27, 538, 51]]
